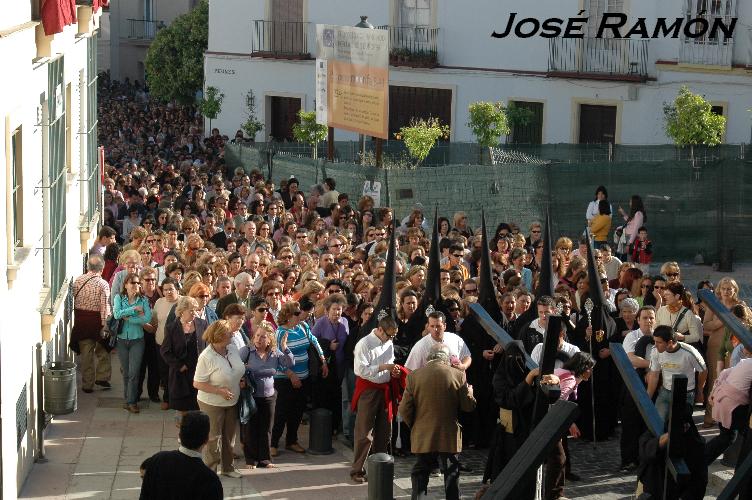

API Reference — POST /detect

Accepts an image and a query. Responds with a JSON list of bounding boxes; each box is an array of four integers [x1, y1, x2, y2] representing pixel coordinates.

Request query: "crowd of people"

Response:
[[69, 76, 751, 500]]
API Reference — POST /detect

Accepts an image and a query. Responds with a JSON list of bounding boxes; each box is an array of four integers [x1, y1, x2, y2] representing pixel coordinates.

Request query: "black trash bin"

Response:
[[718, 247, 734, 272], [367, 452, 394, 500], [43, 361, 77, 415], [308, 408, 334, 455]]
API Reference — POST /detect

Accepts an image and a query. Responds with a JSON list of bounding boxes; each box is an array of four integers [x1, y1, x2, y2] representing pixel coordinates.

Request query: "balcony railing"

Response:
[[126, 19, 164, 40], [679, 39, 733, 67], [251, 20, 312, 59], [548, 37, 649, 81], [378, 25, 439, 68]]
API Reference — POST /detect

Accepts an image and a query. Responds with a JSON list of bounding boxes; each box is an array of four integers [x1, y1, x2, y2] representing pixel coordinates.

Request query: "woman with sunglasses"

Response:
[[113, 272, 153, 414]]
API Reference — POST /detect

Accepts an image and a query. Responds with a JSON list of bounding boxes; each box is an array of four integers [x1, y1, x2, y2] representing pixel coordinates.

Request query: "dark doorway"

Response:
[[389, 85, 452, 139], [269, 96, 301, 142], [578, 104, 616, 144]]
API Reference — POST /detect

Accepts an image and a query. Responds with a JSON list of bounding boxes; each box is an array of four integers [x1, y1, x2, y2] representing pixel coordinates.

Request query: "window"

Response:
[[45, 56, 68, 305], [578, 104, 617, 144], [388, 85, 451, 140], [685, 0, 736, 43], [399, 0, 432, 26], [509, 101, 544, 145], [85, 36, 99, 225], [586, 0, 624, 37], [10, 128, 23, 249]]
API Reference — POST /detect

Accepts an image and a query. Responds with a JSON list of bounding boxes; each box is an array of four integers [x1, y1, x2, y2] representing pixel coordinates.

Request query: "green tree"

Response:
[[394, 117, 450, 167], [467, 101, 510, 164], [292, 110, 328, 159], [505, 102, 535, 143], [663, 86, 726, 161], [240, 90, 264, 141], [145, 0, 208, 104], [198, 86, 224, 135]]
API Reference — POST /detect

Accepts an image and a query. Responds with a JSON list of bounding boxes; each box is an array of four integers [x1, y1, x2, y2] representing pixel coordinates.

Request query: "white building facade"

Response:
[[205, 0, 752, 145], [0, 2, 103, 497]]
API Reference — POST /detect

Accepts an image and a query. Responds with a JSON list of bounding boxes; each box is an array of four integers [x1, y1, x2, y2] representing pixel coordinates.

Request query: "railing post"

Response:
[[35, 343, 47, 463]]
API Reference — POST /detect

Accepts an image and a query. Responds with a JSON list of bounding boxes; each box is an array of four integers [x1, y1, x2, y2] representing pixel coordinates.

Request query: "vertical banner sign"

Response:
[[316, 24, 389, 139], [315, 58, 328, 126]]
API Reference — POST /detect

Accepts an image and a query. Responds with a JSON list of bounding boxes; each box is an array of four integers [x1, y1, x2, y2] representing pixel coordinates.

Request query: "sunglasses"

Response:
[[464, 289, 478, 294], [452, 254, 463, 258], [266, 291, 281, 296], [654, 285, 666, 290], [129, 281, 141, 285], [328, 289, 342, 294], [256, 307, 268, 313], [143, 278, 156, 282], [329, 243, 345, 248], [666, 273, 680, 277]]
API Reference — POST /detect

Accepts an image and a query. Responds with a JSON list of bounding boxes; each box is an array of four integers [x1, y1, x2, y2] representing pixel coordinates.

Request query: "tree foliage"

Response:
[[292, 110, 328, 159], [241, 90, 264, 140], [198, 86, 223, 133], [663, 86, 726, 147], [467, 101, 510, 148], [145, 0, 208, 104], [394, 117, 450, 167]]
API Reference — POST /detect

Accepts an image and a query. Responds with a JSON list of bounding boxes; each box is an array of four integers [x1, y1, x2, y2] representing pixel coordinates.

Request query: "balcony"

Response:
[[378, 25, 439, 68], [679, 12, 734, 67], [548, 37, 649, 82], [251, 20, 312, 60], [125, 19, 164, 40]]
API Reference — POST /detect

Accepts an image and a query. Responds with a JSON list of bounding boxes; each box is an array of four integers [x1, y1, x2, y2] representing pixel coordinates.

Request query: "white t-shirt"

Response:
[[623, 329, 652, 356], [353, 330, 395, 384], [531, 341, 581, 369], [194, 343, 246, 407], [405, 331, 471, 371], [649, 342, 706, 391]]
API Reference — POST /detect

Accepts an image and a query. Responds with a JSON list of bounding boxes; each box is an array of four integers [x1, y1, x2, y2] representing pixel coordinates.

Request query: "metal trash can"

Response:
[[43, 361, 77, 415], [367, 453, 394, 500], [307, 408, 334, 455]]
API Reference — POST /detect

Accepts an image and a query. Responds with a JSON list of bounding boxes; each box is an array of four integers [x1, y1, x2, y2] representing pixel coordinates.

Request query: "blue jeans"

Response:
[[117, 338, 145, 405], [655, 387, 695, 423]]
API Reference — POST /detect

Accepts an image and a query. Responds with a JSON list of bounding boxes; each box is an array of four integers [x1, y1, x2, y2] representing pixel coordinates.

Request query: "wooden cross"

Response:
[[611, 343, 690, 497], [698, 289, 752, 499]]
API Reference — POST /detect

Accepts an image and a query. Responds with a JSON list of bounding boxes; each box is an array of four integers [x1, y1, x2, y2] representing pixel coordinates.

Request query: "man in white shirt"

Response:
[[530, 324, 580, 369], [350, 316, 402, 483], [405, 311, 471, 372], [647, 325, 707, 422]]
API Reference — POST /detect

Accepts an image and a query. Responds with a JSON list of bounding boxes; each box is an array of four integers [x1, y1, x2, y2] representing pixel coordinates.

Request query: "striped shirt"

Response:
[[275, 323, 324, 380], [73, 272, 111, 326]]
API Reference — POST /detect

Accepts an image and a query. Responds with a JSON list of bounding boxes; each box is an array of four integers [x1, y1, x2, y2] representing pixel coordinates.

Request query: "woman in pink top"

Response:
[[617, 195, 647, 247], [705, 358, 752, 464]]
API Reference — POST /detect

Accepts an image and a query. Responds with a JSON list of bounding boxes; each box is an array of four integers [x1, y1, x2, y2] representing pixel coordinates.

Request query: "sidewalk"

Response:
[[18, 353, 387, 500]]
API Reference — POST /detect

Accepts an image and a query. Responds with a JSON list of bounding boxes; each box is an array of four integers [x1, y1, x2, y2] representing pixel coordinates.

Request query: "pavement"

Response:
[[17, 262, 749, 499]]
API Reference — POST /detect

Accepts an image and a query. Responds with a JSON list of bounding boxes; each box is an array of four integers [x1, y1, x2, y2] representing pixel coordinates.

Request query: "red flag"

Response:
[[41, 0, 78, 36]]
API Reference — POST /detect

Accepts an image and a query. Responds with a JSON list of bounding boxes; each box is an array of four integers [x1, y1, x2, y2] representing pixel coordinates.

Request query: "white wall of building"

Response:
[[206, 0, 752, 145], [0, 5, 102, 498]]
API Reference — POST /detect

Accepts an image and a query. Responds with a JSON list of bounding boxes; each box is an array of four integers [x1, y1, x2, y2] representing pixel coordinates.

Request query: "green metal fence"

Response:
[[226, 144, 752, 263]]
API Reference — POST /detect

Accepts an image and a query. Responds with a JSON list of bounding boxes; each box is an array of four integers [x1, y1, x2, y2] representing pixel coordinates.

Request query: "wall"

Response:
[[225, 145, 752, 262], [0, 5, 101, 498]]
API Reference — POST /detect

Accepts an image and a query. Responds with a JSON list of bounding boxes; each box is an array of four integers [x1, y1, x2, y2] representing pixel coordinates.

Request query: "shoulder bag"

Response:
[[306, 328, 323, 382]]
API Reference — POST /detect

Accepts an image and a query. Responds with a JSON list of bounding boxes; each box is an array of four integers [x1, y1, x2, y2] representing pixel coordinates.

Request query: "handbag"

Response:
[[101, 314, 123, 349]]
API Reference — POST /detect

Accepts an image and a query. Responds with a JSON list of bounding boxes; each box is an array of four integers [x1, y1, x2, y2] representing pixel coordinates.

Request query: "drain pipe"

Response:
[[35, 343, 47, 463]]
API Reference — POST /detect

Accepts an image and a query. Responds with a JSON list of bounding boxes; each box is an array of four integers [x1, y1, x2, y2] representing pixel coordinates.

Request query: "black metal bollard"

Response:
[[367, 452, 394, 500], [307, 408, 334, 455]]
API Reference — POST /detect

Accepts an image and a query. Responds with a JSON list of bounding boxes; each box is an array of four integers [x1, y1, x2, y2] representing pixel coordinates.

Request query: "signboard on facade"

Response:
[[316, 24, 389, 139], [315, 58, 328, 126]]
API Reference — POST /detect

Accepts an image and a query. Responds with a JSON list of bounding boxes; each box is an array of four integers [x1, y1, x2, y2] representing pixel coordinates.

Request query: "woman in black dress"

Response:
[[160, 296, 204, 421]]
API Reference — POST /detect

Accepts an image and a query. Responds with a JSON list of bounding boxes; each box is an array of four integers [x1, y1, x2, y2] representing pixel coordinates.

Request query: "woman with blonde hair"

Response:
[[702, 276, 743, 426], [240, 321, 294, 469], [554, 237, 573, 278], [660, 261, 681, 283], [193, 320, 246, 477]]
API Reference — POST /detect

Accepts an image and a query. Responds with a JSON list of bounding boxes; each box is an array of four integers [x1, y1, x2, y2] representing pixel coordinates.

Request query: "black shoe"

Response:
[[620, 462, 638, 473], [82, 388, 94, 393], [149, 395, 161, 403], [567, 471, 581, 481], [95, 381, 111, 389]]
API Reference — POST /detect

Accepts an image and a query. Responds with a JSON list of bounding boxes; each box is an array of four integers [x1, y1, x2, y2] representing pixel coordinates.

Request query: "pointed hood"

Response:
[[534, 211, 554, 299], [585, 227, 610, 332], [478, 209, 502, 322], [362, 219, 398, 334], [423, 205, 441, 305]]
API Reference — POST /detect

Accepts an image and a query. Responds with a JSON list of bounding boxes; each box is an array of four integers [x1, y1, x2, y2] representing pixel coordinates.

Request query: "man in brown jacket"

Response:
[[399, 344, 476, 500]]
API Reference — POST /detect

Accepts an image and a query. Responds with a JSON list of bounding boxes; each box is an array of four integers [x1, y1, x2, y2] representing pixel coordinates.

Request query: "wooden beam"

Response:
[[482, 400, 579, 499], [469, 303, 536, 371], [698, 289, 752, 351], [327, 127, 334, 161]]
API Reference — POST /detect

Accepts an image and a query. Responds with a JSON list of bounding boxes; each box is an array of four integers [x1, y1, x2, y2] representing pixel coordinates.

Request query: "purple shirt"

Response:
[[240, 346, 294, 398], [311, 316, 349, 376]]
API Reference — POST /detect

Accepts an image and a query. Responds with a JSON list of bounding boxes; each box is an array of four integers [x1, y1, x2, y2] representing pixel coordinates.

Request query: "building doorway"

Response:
[[578, 104, 616, 144], [268, 96, 301, 142]]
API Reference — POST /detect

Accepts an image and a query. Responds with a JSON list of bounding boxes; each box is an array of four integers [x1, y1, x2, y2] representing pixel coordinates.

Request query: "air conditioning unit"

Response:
[[626, 85, 639, 101]]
